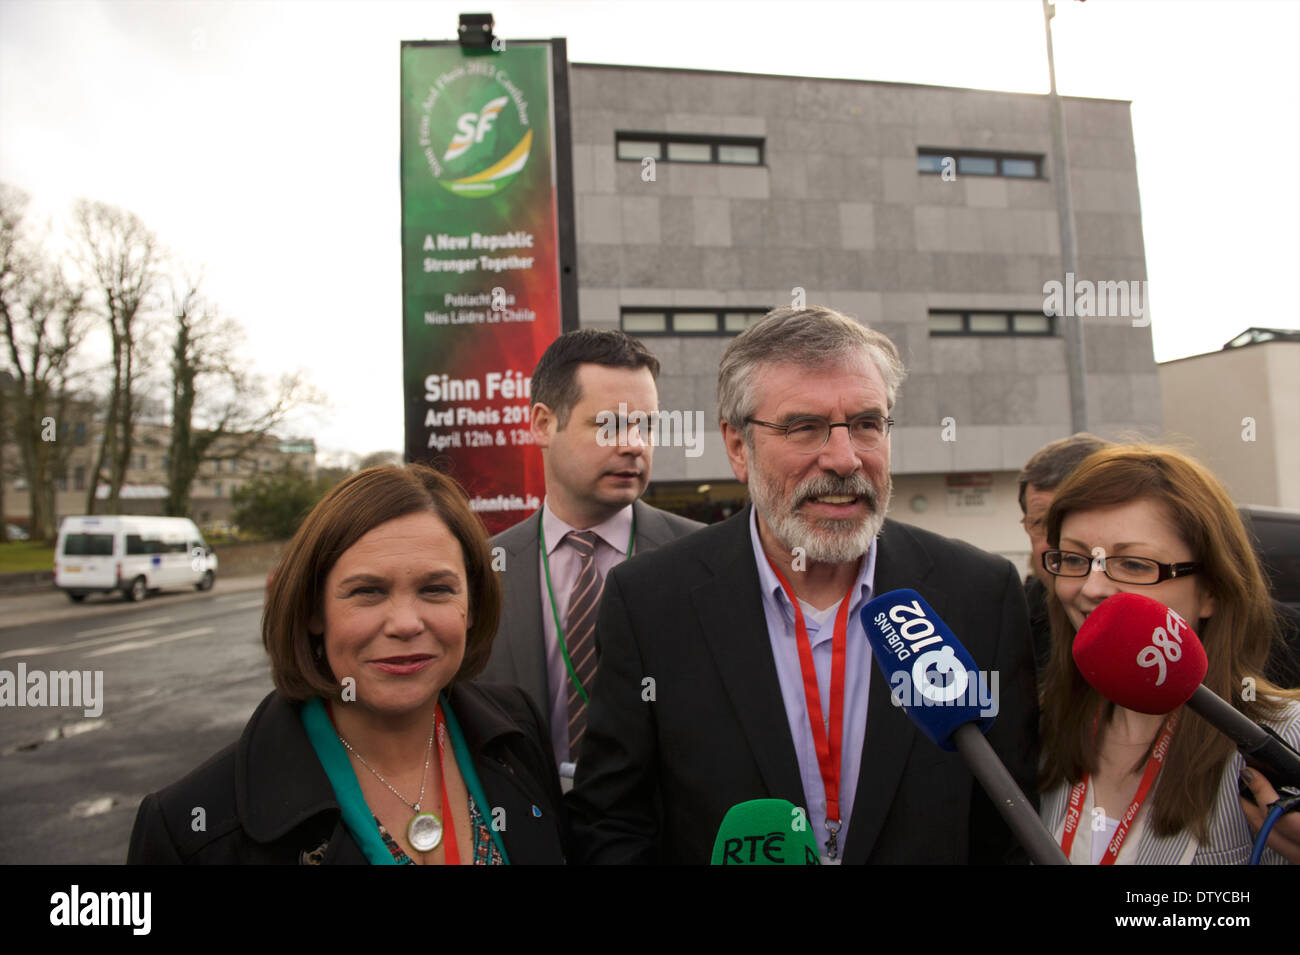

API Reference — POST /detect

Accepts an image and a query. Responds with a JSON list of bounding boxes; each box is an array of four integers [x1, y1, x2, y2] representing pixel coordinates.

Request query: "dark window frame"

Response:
[[126, 534, 165, 556], [63, 533, 114, 557], [928, 309, 1056, 338], [620, 307, 771, 338], [616, 131, 766, 167], [916, 148, 1045, 180]]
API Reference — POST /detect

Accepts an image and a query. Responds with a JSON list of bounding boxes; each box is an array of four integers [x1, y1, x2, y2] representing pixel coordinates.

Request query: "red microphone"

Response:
[[1073, 592, 1300, 790], [1073, 592, 1207, 715]]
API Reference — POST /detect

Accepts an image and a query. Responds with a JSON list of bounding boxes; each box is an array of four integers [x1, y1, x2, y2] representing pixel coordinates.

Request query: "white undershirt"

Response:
[[1092, 815, 1120, 866]]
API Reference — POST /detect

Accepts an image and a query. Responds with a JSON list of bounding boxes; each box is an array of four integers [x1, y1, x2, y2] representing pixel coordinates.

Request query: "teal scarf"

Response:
[[300, 693, 510, 865]]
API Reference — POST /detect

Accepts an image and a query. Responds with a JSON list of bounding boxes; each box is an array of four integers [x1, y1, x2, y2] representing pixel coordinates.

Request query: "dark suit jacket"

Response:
[[1025, 574, 1052, 681], [567, 507, 1040, 864], [478, 499, 704, 740], [126, 682, 567, 864]]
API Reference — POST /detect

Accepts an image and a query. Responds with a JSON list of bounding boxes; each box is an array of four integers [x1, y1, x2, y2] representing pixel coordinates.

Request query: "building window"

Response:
[[616, 132, 765, 166], [136, 454, 147, 470], [74, 466, 86, 491], [162, 455, 170, 471], [917, 149, 1043, 179], [621, 307, 770, 337], [1012, 313, 1051, 334], [213, 482, 222, 497], [958, 155, 998, 176], [74, 422, 87, 446], [667, 141, 711, 163], [1001, 157, 1039, 178], [57, 470, 68, 492], [928, 310, 1055, 337]]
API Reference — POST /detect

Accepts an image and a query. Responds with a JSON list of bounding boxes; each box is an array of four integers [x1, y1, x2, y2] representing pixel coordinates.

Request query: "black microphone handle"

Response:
[[1186, 686, 1300, 791], [951, 723, 1069, 865]]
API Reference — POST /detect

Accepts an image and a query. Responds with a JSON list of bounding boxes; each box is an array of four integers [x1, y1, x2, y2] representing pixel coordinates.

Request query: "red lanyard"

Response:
[[1061, 709, 1179, 864], [765, 555, 852, 860], [435, 704, 461, 866]]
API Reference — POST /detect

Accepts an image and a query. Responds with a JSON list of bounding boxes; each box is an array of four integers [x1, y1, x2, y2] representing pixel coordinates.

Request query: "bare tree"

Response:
[[72, 199, 160, 514], [164, 274, 323, 517], [0, 376, 8, 542], [0, 184, 90, 542], [359, 450, 403, 469]]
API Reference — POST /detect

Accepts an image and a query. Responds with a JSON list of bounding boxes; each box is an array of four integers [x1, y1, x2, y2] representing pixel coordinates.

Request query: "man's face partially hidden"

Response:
[[1021, 483, 1054, 585], [725, 353, 892, 564]]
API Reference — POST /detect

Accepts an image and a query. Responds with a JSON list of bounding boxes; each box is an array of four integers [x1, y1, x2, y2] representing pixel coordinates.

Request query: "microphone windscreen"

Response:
[[710, 799, 821, 865], [860, 589, 996, 751], [1072, 592, 1208, 714]]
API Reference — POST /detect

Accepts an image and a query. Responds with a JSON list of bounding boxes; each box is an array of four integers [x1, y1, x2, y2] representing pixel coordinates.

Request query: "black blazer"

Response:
[[478, 499, 704, 739], [567, 508, 1040, 864], [127, 682, 568, 864]]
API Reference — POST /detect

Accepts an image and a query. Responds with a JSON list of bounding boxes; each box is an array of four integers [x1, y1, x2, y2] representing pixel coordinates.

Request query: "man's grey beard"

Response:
[[747, 453, 890, 564]]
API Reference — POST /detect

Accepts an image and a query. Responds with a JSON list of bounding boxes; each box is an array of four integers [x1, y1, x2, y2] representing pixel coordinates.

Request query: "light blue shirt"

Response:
[[749, 507, 877, 863]]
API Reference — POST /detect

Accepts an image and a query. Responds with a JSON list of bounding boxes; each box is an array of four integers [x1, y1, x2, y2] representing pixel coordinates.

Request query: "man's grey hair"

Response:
[[717, 305, 907, 434]]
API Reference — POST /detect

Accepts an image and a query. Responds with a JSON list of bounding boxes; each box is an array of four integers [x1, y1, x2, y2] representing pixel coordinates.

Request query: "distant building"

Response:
[[1160, 328, 1300, 508], [566, 63, 1161, 564], [1, 401, 317, 532]]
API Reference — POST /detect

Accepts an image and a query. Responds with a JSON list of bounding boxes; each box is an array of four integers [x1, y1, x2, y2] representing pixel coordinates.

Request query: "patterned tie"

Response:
[[564, 530, 603, 757]]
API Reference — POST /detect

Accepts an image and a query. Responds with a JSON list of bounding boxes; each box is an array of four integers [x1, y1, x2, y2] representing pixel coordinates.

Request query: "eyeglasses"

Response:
[[744, 414, 894, 453], [1041, 549, 1202, 585]]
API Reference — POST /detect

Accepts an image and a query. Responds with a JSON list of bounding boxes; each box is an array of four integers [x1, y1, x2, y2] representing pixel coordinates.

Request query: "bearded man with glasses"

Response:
[[568, 305, 1040, 865]]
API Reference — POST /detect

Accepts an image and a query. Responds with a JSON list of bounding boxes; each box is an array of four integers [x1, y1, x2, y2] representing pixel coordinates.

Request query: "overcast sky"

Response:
[[2, 0, 1296, 460]]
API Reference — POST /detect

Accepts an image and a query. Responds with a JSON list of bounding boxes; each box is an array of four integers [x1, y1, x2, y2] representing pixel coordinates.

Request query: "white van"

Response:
[[54, 515, 218, 603]]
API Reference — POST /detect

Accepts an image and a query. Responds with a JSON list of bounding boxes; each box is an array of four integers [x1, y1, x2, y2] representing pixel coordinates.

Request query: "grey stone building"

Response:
[[566, 62, 1160, 567], [1160, 329, 1300, 510]]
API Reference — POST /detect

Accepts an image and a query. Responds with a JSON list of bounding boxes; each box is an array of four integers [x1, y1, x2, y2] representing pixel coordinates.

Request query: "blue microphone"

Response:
[[861, 588, 995, 751], [861, 589, 1067, 865]]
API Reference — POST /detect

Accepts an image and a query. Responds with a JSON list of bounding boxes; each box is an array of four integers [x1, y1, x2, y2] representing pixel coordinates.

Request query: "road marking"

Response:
[[72, 796, 115, 817], [232, 600, 264, 610], [86, 627, 214, 657], [0, 628, 160, 660], [75, 617, 174, 638]]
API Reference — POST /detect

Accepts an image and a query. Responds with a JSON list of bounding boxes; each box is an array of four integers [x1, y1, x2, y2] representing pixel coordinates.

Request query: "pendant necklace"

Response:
[[336, 705, 445, 853]]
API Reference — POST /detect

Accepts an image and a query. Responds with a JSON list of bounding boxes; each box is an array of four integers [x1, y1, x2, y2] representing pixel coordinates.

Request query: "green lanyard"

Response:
[[539, 508, 635, 703]]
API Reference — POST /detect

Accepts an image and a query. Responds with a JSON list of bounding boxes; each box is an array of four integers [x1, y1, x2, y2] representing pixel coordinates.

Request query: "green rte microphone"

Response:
[[710, 799, 821, 865]]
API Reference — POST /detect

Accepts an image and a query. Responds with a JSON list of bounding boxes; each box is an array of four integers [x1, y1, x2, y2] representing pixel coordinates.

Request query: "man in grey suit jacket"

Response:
[[478, 330, 702, 775]]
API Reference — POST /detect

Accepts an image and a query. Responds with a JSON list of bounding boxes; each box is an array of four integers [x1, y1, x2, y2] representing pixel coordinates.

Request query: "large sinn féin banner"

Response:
[[400, 40, 571, 533]]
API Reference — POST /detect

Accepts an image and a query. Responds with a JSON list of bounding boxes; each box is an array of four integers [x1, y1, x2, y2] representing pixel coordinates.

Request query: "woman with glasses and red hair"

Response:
[[1036, 444, 1299, 864]]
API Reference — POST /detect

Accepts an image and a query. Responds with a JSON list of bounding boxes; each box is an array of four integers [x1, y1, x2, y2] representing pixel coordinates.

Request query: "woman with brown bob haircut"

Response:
[[1037, 444, 1299, 864], [128, 464, 567, 865]]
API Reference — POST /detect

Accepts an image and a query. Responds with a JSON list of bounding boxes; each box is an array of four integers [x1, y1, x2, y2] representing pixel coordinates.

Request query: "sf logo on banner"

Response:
[[444, 96, 507, 161]]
